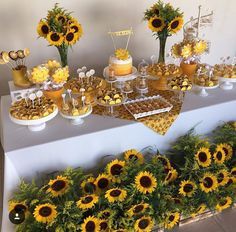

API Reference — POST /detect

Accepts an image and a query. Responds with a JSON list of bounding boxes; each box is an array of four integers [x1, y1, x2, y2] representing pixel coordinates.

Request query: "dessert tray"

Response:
[[123, 95, 173, 120]]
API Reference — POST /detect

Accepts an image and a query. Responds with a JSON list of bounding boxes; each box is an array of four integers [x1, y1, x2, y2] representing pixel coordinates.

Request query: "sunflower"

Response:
[[46, 175, 69, 197], [127, 203, 149, 217], [46, 32, 64, 46], [81, 216, 100, 232], [81, 177, 97, 194], [76, 194, 99, 210], [56, 14, 67, 24], [156, 155, 171, 169], [98, 209, 112, 219], [105, 188, 127, 203], [106, 159, 125, 182], [95, 174, 110, 191], [33, 203, 57, 223], [217, 169, 229, 186], [181, 44, 192, 59], [8, 201, 27, 213], [219, 143, 233, 161], [164, 168, 178, 184], [168, 17, 184, 34], [124, 149, 144, 164], [179, 180, 197, 197], [215, 196, 232, 212], [135, 171, 157, 194], [200, 173, 218, 193], [171, 44, 181, 58], [99, 220, 109, 231], [231, 167, 236, 183], [191, 204, 207, 218], [213, 146, 226, 164], [194, 40, 208, 55], [64, 30, 79, 45], [163, 212, 180, 229], [195, 147, 212, 167], [134, 216, 154, 232], [37, 20, 50, 37], [148, 17, 165, 32]]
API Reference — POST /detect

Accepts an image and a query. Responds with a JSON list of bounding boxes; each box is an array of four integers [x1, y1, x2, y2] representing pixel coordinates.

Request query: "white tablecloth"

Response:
[[1, 86, 236, 231]]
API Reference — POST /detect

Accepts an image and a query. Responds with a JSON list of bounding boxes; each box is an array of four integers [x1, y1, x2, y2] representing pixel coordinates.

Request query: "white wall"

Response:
[[0, 0, 235, 95]]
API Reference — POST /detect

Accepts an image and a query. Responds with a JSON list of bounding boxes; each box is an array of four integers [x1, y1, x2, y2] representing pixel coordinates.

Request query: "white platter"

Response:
[[219, 77, 236, 90], [60, 106, 92, 125], [194, 84, 219, 97], [9, 107, 58, 131]]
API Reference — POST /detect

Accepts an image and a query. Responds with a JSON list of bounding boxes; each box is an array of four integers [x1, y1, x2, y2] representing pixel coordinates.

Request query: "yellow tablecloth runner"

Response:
[[93, 83, 183, 135]]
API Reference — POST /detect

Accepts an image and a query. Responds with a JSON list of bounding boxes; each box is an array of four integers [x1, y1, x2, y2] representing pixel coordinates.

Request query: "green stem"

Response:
[[158, 34, 167, 63], [57, 45, 68, 67]]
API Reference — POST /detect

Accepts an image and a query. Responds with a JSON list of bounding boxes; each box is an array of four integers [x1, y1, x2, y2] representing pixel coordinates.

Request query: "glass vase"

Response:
[[57, 46, 68, 67], [158, 35, 167, 63]]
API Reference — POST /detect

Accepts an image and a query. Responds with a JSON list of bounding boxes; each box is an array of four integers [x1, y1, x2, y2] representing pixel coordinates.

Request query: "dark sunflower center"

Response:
[[82, 196, 93, 204], [110, 189, 121, 197], [227, 178, 233, 185], [66, 32, 74, 42], [51, 180, 66, 191], [85, 221, 95, 231], [39, 206, 52, 217], [216, 151, 223, 160], [198, 152, 207, 162], [219, 199, 227, 206], [41, 25, 49, 34], [100, 221, 108, 230], [103, 212, 110, 218], [138, 219, 149, 229], [110, 164, 123, 176], [183, 184, 193, 193], [171, 20, 179, 29], [154, 9, 159, 15], [50, 33, 60, 42], [152, 19, 162, 28], [166, 172, 173, 181], [133, 205, 144, 213], [84, 182, 96, 193], [222, 147, 229, 156], [98, 178, 109, 189], [232, 171, 236, 176], [169, 215, 175, 222], [159, 157, 168, 166], [203, 177, 213, 188], [58, 16, 65, 24], [217, 173, 224, 183], [14, 204, 27, 213], [71, 25, 79, 33], [129, 154, 138, 161], [140, 176, 152, 188]]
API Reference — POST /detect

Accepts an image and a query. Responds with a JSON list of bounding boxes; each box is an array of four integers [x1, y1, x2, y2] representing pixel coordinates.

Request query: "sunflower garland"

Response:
[[46, 175, 70, 197], [200, 173, 218, 193], [37, 3, 83, 67], [195, 147, 212, 167], [33, 203, 57, 223], [135, 171, 157, 194], [134, 216, 154, 232]]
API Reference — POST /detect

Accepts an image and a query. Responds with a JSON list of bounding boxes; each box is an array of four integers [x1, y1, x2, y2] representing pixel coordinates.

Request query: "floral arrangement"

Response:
[[171, 39, 208, 64], [9, 122, 236, 231], [37, 3, 83, 67], [28, 60, 69, 90], [114, 49, 130, 60], [144, 1, 184, 63]]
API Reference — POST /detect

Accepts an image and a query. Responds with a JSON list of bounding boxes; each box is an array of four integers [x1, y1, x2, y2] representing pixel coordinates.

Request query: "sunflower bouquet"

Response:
[[171, 39, 209, 64], [144, 1, 184, 63], [37, 3, 83, 67], [28, 60, 69, 90], [8, 123, 236, 231]]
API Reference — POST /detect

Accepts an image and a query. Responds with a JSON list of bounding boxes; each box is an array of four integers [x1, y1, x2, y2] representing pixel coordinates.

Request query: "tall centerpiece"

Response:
[[37, 3, 83, 67], [144, 1, 184, 63]]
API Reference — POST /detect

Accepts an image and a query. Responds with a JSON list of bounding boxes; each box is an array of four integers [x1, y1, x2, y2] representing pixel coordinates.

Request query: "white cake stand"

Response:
[[219, 77, 236, 90], [60, 106, 92, 125], [9, 108, 58, 132], [194, 84, 219, 97]]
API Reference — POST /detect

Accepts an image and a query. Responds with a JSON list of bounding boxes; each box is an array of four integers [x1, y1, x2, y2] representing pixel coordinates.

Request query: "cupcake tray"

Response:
[[123, 95, 173, 120]]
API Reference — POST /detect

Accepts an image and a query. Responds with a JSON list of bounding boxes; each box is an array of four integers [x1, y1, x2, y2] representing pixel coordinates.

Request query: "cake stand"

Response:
[[96, 99, 124, 117], [9, 108, 58, 132], [60, 106, 92, 125], [194, 84, 219, 97], [219, 77, 236, 90], [103, 66, 138, 89]]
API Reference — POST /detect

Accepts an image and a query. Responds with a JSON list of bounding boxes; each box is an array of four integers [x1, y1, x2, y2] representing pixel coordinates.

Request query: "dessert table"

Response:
[[1, 86, 236, 231]]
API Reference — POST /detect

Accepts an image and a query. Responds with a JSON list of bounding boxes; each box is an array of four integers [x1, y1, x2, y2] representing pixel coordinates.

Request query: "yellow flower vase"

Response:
[[12, 65, 32, 88], [180, 62, 197, 77], [43, 88, 64, 107]]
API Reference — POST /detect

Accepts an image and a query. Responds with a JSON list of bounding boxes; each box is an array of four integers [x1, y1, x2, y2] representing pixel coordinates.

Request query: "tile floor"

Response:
[[0, 146, 235, 231]]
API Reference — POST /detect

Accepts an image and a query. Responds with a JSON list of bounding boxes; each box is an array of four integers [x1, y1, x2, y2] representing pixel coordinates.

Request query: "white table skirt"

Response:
[[1, 86, 236, 231]]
